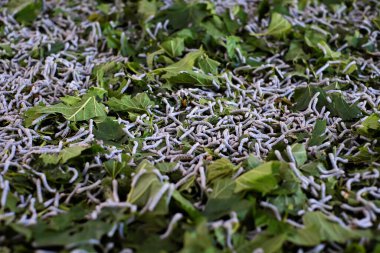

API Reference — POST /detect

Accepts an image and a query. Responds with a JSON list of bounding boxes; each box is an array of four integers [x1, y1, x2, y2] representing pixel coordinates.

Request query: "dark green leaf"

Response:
[[172, 190, 203, 221], [94, 117, 125, 142], [167, 70, 218, 87], [156, 2, 211, 30], [293, 86, 362, 121], [32, 220, 113, 247], [308, 119, 327, 146], [8, 0, 42, 25], [327, 93, 362, 121]]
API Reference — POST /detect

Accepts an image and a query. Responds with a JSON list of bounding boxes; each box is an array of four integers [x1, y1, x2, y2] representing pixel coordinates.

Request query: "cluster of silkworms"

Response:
[[0, 0, 125, 229], [0, 0, 379, 251]]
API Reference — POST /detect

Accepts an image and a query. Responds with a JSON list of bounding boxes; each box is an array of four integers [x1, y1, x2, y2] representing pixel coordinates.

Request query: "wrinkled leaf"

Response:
[[235, 161, 282, 194], [107, 93, 154, 113], [94, 117, 125, 142], [289, 212, 371, 246], [197, 55, 220, 75], [285, 41, 308, 62], [160, 37, 185, 58], [357, 114, 380, 138], [265, 12, 291, 37], [207, 158, 235, 182], [155, 50, 204, 78], [35, 96, 107, 122], [291, 143, 307, 166], [40, 145, 88, 165], [308, 119, 327, 146], [168, 70, 218, 87], [8, 0, 42, 25], [293, 86, 362, 121], [225, 36, 240, 58]]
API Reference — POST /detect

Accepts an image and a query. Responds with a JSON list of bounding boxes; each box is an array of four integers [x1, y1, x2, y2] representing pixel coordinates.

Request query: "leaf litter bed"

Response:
[[0, 0, 380, 252]]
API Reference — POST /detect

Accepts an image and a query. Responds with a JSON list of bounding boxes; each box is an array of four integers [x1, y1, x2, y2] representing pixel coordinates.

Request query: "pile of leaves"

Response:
[[0, 0, 380, 252]]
